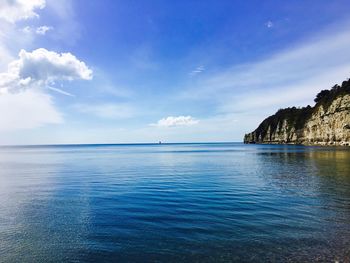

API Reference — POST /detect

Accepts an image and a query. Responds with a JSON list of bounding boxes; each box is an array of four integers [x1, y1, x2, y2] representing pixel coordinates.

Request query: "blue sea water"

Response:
[[0, 143, 349, 262]]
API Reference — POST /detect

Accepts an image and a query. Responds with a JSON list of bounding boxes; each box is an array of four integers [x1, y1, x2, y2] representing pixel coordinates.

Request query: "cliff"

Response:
[[244, 79, 350, 146]]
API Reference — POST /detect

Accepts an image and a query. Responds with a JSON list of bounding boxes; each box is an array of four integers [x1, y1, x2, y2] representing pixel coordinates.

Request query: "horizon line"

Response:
[[0, 141, 243, 147]]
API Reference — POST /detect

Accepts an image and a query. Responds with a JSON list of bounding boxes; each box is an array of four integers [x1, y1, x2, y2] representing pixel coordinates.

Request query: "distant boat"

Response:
[[159, 141, 162, 144]]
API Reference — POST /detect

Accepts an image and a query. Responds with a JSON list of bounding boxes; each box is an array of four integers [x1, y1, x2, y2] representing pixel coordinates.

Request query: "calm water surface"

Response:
[[0, 143, 349, 262]]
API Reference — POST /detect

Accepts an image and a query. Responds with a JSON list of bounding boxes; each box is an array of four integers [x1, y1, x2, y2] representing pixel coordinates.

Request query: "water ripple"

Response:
[[0, 143, 349, 262]]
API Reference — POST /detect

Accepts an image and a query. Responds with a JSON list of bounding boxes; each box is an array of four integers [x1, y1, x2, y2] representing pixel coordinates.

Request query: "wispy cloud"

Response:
[[182, 22, 350, 113], [176, 21, 350, 138], [47, 86, 74, 97], [100, 85, 134, 98], [0, 90, 62, 131], [189, 65, 205, 76], [151, 116, 199, 127], [74, 103, 135, 119], [23, 25, 53, 35], [129, 45, 158, 70], [36, 25, 53, 35], [0, 0, 45, 23], [45, 0, 82, 45], [0, 2, 43, 70], [265, 21, 274, 28], [22, 26, 32, 34]]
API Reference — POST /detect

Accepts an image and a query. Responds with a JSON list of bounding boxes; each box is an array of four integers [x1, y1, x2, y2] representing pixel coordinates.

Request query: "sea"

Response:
[[0, 143, 349, 262]]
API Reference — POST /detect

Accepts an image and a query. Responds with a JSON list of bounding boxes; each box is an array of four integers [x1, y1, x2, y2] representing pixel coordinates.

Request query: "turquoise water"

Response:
[[0, 143, 349, 262]]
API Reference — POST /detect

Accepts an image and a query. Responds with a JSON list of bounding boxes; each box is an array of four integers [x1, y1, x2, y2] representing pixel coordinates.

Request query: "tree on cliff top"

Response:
[[314, 80, 350, 108], [314, 89, 331, 103]]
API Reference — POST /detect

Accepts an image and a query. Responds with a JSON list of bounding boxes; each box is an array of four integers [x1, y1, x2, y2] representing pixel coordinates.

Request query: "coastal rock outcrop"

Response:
[[244, 79, 350, 146]]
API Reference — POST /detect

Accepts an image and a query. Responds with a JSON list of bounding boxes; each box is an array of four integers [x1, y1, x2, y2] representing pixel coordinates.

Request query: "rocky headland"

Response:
[[244, 79, 350, 146]]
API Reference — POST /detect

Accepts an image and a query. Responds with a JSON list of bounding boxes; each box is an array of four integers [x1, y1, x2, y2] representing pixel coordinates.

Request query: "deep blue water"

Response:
[[0, 143, 349, 262]]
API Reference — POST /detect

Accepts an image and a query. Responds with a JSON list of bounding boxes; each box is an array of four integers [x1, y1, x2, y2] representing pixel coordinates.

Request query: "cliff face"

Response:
[[244, 80, 350, 146]]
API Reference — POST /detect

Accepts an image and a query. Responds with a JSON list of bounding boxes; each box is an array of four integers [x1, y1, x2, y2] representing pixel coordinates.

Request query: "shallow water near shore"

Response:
[[0, 143, 349, 262]]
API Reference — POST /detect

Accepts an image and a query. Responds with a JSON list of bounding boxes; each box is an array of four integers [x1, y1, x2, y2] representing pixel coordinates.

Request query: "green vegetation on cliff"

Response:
[[314, 79, 350, 110], [253, 106, 313, 140]]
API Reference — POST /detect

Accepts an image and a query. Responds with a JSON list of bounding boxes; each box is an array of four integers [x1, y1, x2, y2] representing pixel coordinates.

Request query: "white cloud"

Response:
[[151, 116, 199, 127], [74, 103, 135, 119], [189, 65, 205, 76], [36, 25, 52, 35], [265, 21, 274, 28], [15, 48, 92, 81], [0, 89, 62, 131], [22, 25, 53, 35], [0, 48, 92, 131], [22, 26, 32, 34], [0, 0, 45, 23], [0, 48, 92, 94]]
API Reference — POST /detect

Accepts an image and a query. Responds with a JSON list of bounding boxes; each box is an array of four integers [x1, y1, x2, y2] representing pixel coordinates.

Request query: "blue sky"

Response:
[[0, 0, 350, 144]]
